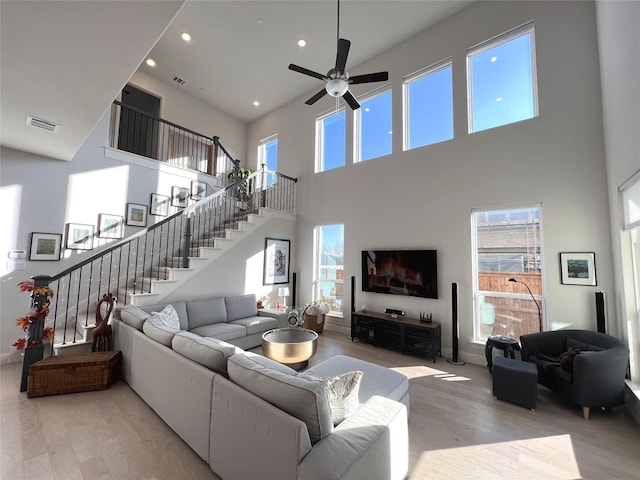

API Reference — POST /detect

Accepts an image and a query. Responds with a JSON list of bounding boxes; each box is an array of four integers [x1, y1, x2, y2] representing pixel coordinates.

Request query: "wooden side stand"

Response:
[[27, 351, 121, 398]]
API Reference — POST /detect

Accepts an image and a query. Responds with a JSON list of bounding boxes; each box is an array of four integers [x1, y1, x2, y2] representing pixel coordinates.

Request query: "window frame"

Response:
[[257, 134, 278, 172], [402, 58, 454, 151], [313, 223, 345, 317], [315, 108, 346, 173], [471, 204, 545, 342], [466, 22, 539, 134], [353, 86, 392, 163]]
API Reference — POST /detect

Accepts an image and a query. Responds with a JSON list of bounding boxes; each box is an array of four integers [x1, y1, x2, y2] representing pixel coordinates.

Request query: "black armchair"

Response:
[[520, 330, 629, 419]]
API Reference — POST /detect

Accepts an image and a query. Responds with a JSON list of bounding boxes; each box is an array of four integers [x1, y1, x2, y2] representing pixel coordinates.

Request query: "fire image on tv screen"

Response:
[[362, 250, 438, 299]]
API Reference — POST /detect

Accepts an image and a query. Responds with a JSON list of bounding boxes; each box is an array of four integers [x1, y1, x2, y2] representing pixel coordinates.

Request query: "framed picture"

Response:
[[263, 237, 290, 285], [98, 213, 124, 239], [172, 186, 190, 207], [29, 232, 62, 261], [191, 180, 207, 200], [126, 203, 147, 227], [65, 223, 94, 250], [150, 193, 170, 217], [560, 252, 597, 286]]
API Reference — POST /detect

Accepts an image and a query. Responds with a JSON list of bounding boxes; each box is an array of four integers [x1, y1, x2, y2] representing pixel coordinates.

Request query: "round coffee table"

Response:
[[262, 327, 318, 370]]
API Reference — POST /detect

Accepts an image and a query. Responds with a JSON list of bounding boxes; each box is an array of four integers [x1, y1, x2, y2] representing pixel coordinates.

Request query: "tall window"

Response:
[[467, 23, 538, 133], [472, 205, 544, 342], [316, 109, 346, 173], [355, 89, 392, 162], [313, 224, 344, 315], [258, 135, 278, 172], [403, 59, 453, 150]]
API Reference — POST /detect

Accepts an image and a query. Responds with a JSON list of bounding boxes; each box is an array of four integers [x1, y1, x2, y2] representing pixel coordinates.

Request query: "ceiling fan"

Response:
[[288, 0, 389, 110]]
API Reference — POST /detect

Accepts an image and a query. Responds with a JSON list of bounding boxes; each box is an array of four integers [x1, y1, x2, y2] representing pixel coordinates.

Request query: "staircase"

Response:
[[41, 169, 296, 355]]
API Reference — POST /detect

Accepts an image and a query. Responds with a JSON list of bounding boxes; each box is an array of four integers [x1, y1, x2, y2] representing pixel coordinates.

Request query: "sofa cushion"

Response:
[[306, 355, 408, 405], [225, 294, 258, 322], [119, 304, 149, 330], [227, 352, 333, 444], [190, 322, 246, 341], [140, 301, 189, 330], [300, 370, 363, 426], [186, 297, 227, 329], [143, 315, 180, 347], [172, 331, 243, 375], [230, 316, 278, 335]]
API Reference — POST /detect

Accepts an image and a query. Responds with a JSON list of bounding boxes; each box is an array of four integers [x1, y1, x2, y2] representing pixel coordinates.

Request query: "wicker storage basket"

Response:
[[303, 313, 326, 333], [27, 351, 121, 398]]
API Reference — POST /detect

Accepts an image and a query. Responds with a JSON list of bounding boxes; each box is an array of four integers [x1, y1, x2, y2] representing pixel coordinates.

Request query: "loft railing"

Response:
[[109, 100, 237, 179], [18, 167, 297, 391]]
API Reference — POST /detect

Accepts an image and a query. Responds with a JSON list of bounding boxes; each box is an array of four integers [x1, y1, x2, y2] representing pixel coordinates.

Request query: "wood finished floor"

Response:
[[2, 330, 639, 480]]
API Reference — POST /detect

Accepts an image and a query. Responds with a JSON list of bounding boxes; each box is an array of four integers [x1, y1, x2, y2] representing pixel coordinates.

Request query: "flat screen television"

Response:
[[362, 249, 438, 299]]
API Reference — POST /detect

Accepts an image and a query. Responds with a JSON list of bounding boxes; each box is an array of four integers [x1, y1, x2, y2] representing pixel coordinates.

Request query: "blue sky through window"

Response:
[[406, 64, 453, 149], [359, 91, 392, 161], [470, 31, 535, 132], [320, 110, 346, 171], [264, 138, 278, 171]]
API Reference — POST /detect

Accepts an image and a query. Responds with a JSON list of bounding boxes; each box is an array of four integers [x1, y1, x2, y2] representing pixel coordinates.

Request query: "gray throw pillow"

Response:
[[119, 304, 150, 330]]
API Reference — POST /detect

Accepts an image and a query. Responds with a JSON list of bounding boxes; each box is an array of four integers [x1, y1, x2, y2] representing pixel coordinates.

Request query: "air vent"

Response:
[[171, 76, 187, 86], [26, 115, 60, 133]]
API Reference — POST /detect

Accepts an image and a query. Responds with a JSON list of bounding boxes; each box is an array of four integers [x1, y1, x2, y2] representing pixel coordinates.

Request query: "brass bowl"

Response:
[[262, 328, 318, 365]]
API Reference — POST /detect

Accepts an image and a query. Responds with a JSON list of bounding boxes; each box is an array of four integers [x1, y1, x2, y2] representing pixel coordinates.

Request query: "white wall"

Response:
[[247, 1, 613, 364], [0, 102, 249, 361], [129, 70, 247, 163], [595, 0, 640, 383]]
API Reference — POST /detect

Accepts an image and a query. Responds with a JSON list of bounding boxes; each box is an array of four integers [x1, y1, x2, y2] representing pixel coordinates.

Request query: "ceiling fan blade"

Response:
[[289, 64, 328, 81], [343, 90, 360, 110], [349, 71, 389, 85], [305, 88, 328, 105], [335, 38, 351, 74]]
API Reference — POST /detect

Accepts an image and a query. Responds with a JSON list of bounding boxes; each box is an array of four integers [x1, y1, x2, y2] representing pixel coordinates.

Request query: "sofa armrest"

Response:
[[259, 309, 289, 328], [298, 396, 408, 480], [572, 346, 629, 406]]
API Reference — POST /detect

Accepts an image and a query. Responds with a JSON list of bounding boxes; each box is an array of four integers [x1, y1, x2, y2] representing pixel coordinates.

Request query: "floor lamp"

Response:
[[508, 278, 542, 332]]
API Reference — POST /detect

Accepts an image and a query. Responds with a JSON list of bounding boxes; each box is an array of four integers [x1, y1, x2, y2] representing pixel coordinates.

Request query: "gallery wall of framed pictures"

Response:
[[26, 181, 210, 261]]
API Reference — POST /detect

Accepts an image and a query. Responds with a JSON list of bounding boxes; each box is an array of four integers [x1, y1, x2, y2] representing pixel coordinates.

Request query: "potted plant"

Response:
[[227, 167, 254, 209]]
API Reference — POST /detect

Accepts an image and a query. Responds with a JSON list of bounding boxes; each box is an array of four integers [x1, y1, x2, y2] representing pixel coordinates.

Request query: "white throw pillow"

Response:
[[152, 304, 180, 330], [300, 370, 363, 426]]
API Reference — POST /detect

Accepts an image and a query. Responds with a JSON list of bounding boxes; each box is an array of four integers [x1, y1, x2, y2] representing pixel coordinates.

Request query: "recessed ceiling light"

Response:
[[298, 39, 306, 47], [253, 101, 260, 106], [146, 58, 156, 67], [491, 56, 498, 63], [181, 32, 191, 42]]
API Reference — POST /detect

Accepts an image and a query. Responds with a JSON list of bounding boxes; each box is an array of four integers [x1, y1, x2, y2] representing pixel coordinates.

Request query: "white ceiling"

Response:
[[0, 0, 473, 162]]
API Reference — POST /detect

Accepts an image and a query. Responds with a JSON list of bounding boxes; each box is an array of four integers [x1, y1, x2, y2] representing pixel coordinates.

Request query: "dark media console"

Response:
[[351, 310, 441, 363]]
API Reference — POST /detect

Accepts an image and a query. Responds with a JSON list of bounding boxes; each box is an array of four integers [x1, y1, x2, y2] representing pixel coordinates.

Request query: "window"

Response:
[[467, 23, 538, 133], [403, 60, 453, 150], [313, 224, 344, 315], [258, 135, 278, 172], [472, 205, 544, 342], [355, 89, 392, 162], [316, 109, 346, 173]]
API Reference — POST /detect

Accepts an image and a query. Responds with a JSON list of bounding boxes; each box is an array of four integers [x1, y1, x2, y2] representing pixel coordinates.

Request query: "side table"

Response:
[[485, 336, 521, 373]]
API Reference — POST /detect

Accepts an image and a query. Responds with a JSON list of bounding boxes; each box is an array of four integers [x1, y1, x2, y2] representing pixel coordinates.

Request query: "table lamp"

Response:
[[278, 287, 290, 309]]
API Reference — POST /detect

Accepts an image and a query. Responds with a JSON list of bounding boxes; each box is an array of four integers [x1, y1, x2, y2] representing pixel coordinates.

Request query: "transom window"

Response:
[[472, 205, 544, 342], [354, 89, 392, 162], [313, 224, 344, 315], [315, 109, 346, 173], [403, 59, 453, 150], [467, 23, 538, 133]]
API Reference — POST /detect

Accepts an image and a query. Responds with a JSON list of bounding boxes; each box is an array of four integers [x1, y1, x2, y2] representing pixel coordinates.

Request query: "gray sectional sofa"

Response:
[[112, 293, 410, 480]]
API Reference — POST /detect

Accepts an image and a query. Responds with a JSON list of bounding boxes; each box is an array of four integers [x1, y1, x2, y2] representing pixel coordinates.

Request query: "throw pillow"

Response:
[[300, 370, 363, 426], [152, 304, 180, 330]]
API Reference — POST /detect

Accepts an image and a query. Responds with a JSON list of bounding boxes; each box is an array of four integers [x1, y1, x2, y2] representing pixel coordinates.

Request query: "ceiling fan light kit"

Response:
[[288, 0, 389, 110]]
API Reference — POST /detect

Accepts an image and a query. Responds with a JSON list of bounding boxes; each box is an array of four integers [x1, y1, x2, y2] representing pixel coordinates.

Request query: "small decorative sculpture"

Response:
[[92, 293, 115, 352]]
